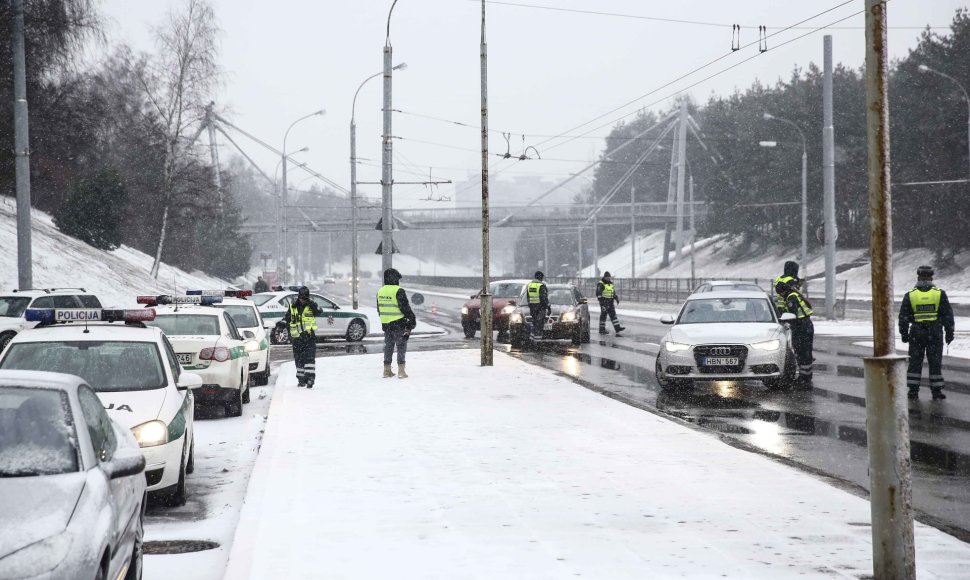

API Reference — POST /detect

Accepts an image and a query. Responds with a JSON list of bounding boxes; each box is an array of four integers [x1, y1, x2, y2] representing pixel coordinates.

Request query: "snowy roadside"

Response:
[[352, 305, 446, 338], [224, 349, 970, 579], [142, 378, 276, 580]]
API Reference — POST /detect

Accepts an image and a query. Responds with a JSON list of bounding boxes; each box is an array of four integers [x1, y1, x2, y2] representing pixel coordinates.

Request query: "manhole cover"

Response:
[[143, 540, 220, 555]]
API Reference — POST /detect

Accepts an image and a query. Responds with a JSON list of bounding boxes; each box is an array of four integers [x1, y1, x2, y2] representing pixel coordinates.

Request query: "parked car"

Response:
[[253, 290, 369, 344], [0, 307, 202, 505], [508, 284, 591, 347], [204, 291, 271, 386], [0, 370, 147, 580], [461, 280, 531, 339], [0, 288, 103, 352], [655, 291, 798, 390]]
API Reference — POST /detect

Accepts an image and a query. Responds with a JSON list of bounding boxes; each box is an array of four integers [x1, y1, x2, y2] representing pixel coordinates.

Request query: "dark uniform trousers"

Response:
[[907, 322, 945, 391], [292, 334, 316, 386], [529, 305, 547, 337], [599, 299, 621, 331], [791, 318, 815, 379]]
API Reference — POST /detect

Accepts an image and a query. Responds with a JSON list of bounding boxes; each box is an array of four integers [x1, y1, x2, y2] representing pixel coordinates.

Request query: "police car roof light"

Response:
[[137, 295, 161, 306], [24, 308, 155, 324], [25, 308, 55, 323]]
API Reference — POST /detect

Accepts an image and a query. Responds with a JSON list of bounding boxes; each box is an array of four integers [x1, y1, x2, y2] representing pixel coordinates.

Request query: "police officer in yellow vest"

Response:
[[780, 278, 815, 382], [378, 268, 417, 378], [277, 286, 321, 388], [774, 261, 801, 315], [899, 265, 955, 401], [595, 271, 626, 336], [527, 271, 551, 339]]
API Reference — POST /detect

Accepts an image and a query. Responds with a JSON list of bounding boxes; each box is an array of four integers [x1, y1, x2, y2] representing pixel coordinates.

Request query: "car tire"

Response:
[[0, 332, 15, 353], [462, 321, 476, 339], [255, 369, 270, 386], [95, 561, 107, 580], [242, 381, 251, 404], [497, 331, 510, 344], [185, 434, 195, 475], [571, 327, 582, 346], [581, 323, 591, 344], [124, 509, 144, 580], [226, 373, 244, 417], [160, 441, 188, 507], [271, 326, 290, 345], [655, 358, 679, 390], [510, 329, 526, 349], [346, 319, 367, 342]]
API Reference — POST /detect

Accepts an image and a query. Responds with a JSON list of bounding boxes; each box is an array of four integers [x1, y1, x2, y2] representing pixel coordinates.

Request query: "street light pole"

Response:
[[918, 64, 970, 181], [12, 0, 32, 289], [352, 64, 405, 309], [381, 0, 399, 272], [282, 110, 325, 283], [764, 112, 809, 268], [479, 0, 493, 366]]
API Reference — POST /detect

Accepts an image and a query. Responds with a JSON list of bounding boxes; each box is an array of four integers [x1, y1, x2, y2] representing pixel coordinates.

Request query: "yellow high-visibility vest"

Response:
[[909, 287, 942, 323], [377, 285, 404, 324]]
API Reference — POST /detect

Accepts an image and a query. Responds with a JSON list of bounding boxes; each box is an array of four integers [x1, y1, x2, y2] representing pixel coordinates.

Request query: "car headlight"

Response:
[[461, 306, 469, 315], [664, 341, 691, 352], [501, 305, 516, 315], [0, 533, 72, 577], [510, 312, 523, 323], [245, 340, 261, 352], [132, 420, 169, 448], [751, 339, 781, 351], [560, 311, 577, 322]]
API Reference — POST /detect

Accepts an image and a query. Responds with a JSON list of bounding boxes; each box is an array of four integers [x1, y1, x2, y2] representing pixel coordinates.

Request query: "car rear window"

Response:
[[0, 341, 167, 392], [146, 314, 220, 336], [0, 297, 31, 318], [0, 387, 79, 476], [217, 305, 259, 328], [78, 295, 102, 308]]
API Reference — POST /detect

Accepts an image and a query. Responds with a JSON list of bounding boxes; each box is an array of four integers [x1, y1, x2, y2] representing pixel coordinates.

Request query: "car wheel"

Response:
[[655, 358, 675, 390], [462, 321, 476, 339], [185, 434, 195, 475], [160, 440, 188, 507], [124, 508, 144, 580], [0, 332, 14, 353], [242, 379, 251, 404], [571, 327, 582, 346], [271, 326, 290, 345], [256, 369, 270, 386], [225, 373, 244, 417], [581, 322, 591, 344], [510, 328, 526, 349], [346, 319, 367, 342], [497, 331, 510, 344], [95, 561, 107, 580]]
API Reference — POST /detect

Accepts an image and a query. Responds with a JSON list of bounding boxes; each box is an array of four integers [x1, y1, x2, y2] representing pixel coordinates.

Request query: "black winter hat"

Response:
[[917, 265, 934, 279], [783, 261, 800, 278], [603, 271, 612, 278], [384, 268, 402, 285], [534, 270, 545, 280]]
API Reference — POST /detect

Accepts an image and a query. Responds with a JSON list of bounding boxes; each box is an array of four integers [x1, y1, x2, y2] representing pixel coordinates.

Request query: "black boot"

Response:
[[615, 325, 626, 333], [932, 389, 946, 401], [598, 328, 609, 335], [907, 389, 919, 401]]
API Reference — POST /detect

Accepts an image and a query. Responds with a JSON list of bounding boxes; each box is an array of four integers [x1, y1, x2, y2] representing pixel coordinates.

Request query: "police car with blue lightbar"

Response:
[[0, 307, 202, 506], [253, 288, 369, 344], [189, 289, 271, 386], [139, 294, 253, 416], [0, 287, 104, 352]]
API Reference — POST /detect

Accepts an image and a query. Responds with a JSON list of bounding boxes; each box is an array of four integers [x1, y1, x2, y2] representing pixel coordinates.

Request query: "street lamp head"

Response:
[[392, 62, 408, 71], [917, 64, 931, 73], [763, 112, 775, 120], [297, 146, 309, 153], [759, 141, 778, 148], [313, 109, 326, 116]]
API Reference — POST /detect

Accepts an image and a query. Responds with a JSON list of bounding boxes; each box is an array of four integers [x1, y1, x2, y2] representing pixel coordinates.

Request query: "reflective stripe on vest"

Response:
[[790, 291, 813, 319], [527, 281, 544, 305], [909, 287, 941, 323], [774, 275, 795, 309], [377, 285, 404, 324], [601, 282, 615, 299], [288, 304, 318, 336]]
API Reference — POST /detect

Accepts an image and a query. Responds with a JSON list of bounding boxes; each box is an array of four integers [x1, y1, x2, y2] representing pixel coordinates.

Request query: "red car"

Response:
[[461, 279, 530, 339]]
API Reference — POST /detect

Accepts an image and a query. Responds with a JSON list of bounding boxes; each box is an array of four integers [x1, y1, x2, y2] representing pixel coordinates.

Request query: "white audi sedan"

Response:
[[655, 291, 798, 389]]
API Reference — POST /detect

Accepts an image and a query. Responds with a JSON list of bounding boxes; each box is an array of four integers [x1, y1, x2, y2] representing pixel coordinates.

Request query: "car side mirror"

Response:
[[103, 448, 146, 480], [780, 313, 797, 322], [177, 372, 203, 391], [243, 330, 255, 339], [411, 293, 425, 306], [660, 314, 676, 325]]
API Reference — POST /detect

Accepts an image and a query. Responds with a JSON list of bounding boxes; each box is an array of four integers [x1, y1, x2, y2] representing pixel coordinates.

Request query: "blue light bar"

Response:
[[25, 308, 55, 323]]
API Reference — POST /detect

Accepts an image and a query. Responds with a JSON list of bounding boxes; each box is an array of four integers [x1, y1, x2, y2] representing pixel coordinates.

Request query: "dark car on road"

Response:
[[509, 284, 591, 348], [461, 280, 530, 340]]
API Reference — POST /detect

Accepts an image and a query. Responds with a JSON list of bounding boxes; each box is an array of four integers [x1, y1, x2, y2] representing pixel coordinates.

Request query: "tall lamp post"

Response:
[[479, 0, 493, 366], [918, 64, 970, 181], [281, 109, 325, 283], [381, 0, 400, 272], [275, 147, 308, 284], [764, 112, 808, 268], [352, 63, 406, 309]]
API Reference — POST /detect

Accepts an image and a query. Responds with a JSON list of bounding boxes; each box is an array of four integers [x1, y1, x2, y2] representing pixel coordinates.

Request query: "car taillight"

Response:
[[199, 347, 230, 362]]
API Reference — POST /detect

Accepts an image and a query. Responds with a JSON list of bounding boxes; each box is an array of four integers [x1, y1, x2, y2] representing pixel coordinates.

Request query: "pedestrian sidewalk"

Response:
[[224, 349, 970, 579]]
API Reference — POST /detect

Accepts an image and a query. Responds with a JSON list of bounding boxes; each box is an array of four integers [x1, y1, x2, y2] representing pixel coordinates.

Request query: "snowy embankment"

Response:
[[0, 196, 231, 305], [225, 349, 970, 579]]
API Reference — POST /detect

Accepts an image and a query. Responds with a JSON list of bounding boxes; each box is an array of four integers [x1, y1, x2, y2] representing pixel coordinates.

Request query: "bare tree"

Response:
[[141, 0, 219, 278]]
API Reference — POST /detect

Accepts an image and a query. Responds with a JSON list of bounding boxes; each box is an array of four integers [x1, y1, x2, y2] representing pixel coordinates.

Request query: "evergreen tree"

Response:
[[54, 169, 128, 250]]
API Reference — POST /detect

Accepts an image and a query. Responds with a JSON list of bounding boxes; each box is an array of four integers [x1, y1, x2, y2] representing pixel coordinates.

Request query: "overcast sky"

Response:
[[97, 0, 964, 208]]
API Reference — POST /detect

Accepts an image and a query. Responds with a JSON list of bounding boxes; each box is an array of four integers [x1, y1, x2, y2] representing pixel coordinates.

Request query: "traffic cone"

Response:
[[431, 303, 438, 315]]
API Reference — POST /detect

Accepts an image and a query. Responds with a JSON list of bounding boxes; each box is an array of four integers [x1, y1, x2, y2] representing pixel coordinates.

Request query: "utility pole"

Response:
[[823, 35, 838, 319], [630, 184, 636, 279], [12, 0, 32, 289], [577, 226, 583, 275], [381, 1, 399, 272], [661, 124, 679, 268], [863, 1, 915, 577], [543, 227, 549, 273], [689, 175, 696, 286], [675, 99, 689, 260], [593, 215, 599, 276], [479, 0, 493, 366], [350, 114, 359, 308], [205, 103, 222, 208], [281, 154, 289, 283]]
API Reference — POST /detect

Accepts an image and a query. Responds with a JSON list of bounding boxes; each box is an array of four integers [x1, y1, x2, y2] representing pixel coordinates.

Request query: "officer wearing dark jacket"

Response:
[[899, 265, 955, 401], [526, 271, 550, 339], [378, 268, 417, 379], [595, 271, 626, 335], [780, 279, 814, 382], [254, 276, 269, 294], [774, 261, 801, 315], [276, 286, 321, 388]]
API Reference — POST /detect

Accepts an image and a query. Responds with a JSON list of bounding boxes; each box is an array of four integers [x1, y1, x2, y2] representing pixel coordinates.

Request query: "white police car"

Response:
[[0, 288, 103, 352], [139, 295, 252, 416], [0, 307, 202, 506], [191, 290, 271, 386], [252, 289, 369, 344]]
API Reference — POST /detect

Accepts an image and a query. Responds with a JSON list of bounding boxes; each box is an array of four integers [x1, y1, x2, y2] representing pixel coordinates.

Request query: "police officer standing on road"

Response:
[[780, 279, 815, 383], [899, 265, 955, 401], [774, 261, 801, 315], [595, 271, 626, 336], [378, 268, 417, 379], [527, 271, 551, 340], [276, 286, 321, 388]]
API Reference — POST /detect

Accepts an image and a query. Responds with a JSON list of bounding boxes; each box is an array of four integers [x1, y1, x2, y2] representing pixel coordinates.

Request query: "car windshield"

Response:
[[0, 342, 167, 392], [218, 305, 259, 328], [0, 387, 79, 477], [251, 294, 275, 306], [678, 298, 775, 324], [548, 289, 576, 305], [490, 283, 524, 299], [146, 314, 220, 336], [0, 297, 31, 318]]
